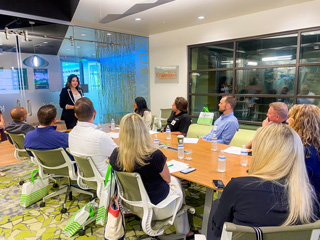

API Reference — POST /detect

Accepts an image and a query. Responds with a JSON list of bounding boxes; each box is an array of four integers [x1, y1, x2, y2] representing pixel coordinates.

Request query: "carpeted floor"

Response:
[[0, 161, 206, 240]]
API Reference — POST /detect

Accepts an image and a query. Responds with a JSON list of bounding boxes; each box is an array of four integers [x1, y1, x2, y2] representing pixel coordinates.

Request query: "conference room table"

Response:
[[100, 124, 251, 237], [151, 133, 251, 237]]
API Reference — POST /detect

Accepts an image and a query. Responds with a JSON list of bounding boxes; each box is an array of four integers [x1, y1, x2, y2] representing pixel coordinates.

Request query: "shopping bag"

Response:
[[20, 169, 49, 208], [197, 112, 214, 125], [104, 194, 125, 240], [96, 165, 116, 226], [63, 200, 98, 237]]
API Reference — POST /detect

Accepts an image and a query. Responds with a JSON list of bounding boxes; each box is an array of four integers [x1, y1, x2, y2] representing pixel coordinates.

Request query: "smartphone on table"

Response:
[[180, 167, 196, 174], [212, 179, 225, 189]]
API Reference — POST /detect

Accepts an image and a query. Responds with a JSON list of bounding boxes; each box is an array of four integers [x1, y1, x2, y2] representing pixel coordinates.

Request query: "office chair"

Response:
[[5, 131, 36, 185], [66, 150, 107, 236], [220, 220, 320, 240], [26, 147, 94, 214], [114, 171, 195, 239]]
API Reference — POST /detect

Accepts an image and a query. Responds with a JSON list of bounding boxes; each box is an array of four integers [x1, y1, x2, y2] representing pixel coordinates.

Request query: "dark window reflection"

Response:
[[236, 67, 295, 95], [300, 31, 320, 63], [190, 43, 234, 70], [236, 34, 297, 67], [234, 97, 294, 122], [190, 71, 233, 94], [298, 66, 320, 96]]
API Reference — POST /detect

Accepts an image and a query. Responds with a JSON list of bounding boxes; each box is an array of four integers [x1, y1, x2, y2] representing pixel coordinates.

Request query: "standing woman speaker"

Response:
[[59, 74, 83, 129]]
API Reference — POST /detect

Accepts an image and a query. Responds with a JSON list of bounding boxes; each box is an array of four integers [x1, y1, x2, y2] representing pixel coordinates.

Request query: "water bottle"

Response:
[[211, 133, 218, 151], [153, 134, 159, 148], [111, 118, 115, 130], [240, 145, 248, 166], [166, 125, 171, 140], [178, 144, 184, 159], [218, 150, 226, 172]]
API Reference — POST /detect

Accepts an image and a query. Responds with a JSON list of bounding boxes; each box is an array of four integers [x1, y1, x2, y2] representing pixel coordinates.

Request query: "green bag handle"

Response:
[[104, 165, 112, 187], [203, 107, 209, 112], [31, 170, 39, 183]]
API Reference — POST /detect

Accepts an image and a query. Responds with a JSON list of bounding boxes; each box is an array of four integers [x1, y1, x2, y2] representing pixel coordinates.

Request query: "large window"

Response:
[[188, 28, 320, 124]]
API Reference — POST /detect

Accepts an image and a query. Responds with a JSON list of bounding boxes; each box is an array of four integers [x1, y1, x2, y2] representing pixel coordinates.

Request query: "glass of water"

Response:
[[185, 149, 192, 160]]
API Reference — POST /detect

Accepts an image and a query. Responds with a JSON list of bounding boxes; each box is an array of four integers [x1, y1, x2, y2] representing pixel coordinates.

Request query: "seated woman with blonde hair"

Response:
[[287, 104, 320, 201], [110, 113, 193, 238], [212, 124, 319, 239]]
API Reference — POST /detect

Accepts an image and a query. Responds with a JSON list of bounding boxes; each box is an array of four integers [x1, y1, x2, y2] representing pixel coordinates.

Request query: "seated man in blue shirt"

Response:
[[24, 104, 70, 155], [201, 96, 239, 145]]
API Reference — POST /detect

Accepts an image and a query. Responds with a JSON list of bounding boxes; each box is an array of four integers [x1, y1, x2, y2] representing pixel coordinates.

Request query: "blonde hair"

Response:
[[250, 124, 317, 225], [117, 113, 156, 172], [288, 104, 320, 155]]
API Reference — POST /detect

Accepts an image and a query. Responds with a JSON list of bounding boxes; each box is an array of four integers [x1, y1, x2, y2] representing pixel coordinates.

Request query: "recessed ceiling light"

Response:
[[198, 16, 205, 20], [43, 41, 48, 44], [107, 33, 112, 36], [81, 33, 86, 36], [134, 18, 142, 21]]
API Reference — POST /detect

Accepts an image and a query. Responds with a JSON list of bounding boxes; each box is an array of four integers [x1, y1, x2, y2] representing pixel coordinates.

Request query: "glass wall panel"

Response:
[[190, 71, 233, 94], [300, 30, 320, 63], [190, 43, 234, 70], [236, 34, 297, 67], [189, 95, 220, 117], [236, 67, 295, 95], [234, 97, 294, 122], [298, 66, 320, 96], [297, 98, 319, 105]]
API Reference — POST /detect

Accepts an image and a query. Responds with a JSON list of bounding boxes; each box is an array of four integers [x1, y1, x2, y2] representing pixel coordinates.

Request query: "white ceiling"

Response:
[[72, 0, 314, 37]]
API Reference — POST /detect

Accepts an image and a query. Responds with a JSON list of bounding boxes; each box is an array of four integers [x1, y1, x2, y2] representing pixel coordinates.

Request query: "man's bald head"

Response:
[[10, 107, 27, 122]]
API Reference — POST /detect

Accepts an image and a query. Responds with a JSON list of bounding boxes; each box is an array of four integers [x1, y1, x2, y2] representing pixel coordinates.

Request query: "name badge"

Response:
[[171, 120, 176, 126], [213, 126, 218, 131]]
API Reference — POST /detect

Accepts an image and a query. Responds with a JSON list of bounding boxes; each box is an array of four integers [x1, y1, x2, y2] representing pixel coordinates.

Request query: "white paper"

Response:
[[223, 146, 241, 155], [183, 138, 199, 144], [115, 127, 120, 130], [149, 130, 158, 135], [106, 132, 119, 139], [167, 160, 189, 173]]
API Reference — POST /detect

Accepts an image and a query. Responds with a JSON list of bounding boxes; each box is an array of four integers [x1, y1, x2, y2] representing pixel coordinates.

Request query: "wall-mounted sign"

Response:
[[155, 65, 179, 83]]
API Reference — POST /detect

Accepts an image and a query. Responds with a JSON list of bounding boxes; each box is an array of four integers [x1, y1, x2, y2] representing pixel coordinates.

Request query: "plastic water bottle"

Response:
[[153, 135, 159, 148], [166, 125, 171, 140], [111, 118, 115, 130], [240, 145, 248, 166], [178, 144, 184, 159], [218, 150, 226, 172], [211, 133, 218, 151]]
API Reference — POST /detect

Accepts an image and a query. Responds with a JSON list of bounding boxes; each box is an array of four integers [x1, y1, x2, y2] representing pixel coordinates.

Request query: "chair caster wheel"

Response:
[[61, 208, 67, 214], [40, 202, 45, 207], [79, 229, 85, 236], [19, 180, 24, 185], [53, 183, 59, 188]]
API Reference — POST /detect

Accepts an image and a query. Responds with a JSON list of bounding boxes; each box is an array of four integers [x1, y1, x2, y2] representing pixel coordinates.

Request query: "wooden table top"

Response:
[[153, 133, 251, 191]]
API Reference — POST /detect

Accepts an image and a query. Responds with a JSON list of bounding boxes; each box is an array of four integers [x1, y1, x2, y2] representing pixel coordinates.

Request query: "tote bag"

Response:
[[104, 194, 125, 240], [197, 112, 214, 125], [96, 165, 115, 226], [20, 169, 49, 208]]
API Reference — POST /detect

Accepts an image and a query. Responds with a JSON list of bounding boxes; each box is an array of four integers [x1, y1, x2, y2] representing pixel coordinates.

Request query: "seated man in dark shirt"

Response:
[[5, 107, 34, 137], [24, 105, 70, 156], [162, 97, 191, 136]]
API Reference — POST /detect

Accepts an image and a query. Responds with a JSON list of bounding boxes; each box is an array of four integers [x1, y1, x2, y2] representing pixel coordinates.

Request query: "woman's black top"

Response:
[[110, 148, 169, 205], [59, 87, 83, 126], [166, 111, 191, 135], [212, 176, 289, 238]]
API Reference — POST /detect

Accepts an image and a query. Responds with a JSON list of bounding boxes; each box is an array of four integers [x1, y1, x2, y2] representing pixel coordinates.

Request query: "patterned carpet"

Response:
[[0, 161, 206, 240]]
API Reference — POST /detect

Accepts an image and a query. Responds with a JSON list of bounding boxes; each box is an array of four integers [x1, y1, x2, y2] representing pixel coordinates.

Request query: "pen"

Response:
[[168, 164, 174, 167]]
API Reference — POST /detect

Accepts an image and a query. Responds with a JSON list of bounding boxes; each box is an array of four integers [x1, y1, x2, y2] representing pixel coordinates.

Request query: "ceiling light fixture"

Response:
[[134, 18, 142, 21], [262, 55, 292, 61], [198, 16, 205, 20]]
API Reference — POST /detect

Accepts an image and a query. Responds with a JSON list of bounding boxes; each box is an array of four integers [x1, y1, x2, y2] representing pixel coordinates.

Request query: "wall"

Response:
[[149, 0, 320, 116]]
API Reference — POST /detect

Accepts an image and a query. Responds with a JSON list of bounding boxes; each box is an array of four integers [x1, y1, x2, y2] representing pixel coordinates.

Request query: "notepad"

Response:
[[223, 146, 241, 155], [184, 138, 199, 144], [106, 132, 119, 139], [167, 160, 189, 173]]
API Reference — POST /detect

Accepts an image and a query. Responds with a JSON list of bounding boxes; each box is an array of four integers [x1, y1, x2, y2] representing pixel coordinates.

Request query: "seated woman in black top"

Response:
[[162, 97, 191, 136], [212, 124, 319, 239], [110, 113, 192, 237]]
